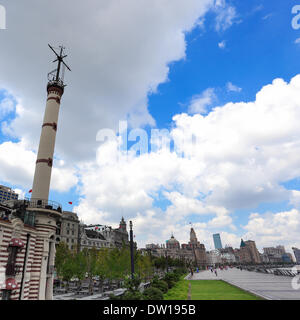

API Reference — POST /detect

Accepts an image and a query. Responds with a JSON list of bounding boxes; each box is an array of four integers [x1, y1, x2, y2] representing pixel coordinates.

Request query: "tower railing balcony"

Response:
[[47, 79, 64, 89], [25, 198, 62, 213]]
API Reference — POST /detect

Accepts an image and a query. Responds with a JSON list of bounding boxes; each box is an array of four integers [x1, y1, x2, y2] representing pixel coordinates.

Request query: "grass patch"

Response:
[[163, 276, 189, 300], [190, 280, 263, 300], [164, 278, 263, 300]]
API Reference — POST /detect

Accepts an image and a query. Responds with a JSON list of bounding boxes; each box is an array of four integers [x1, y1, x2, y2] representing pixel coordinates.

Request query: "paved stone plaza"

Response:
[[186, 268, 300, 300]]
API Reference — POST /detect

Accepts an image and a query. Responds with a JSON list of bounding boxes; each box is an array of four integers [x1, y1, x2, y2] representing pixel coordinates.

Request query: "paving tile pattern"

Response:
[[185, 268, 300, 300]]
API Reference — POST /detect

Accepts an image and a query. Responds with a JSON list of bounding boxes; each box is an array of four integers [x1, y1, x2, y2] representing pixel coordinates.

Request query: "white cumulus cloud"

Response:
[[73, 75, 300, 248]]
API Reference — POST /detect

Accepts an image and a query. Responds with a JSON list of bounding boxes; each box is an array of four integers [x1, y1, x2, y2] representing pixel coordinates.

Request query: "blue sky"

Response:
[[1, 0, 300, 253], [150, 0, 300, 125], [144, 0, 300, 247]]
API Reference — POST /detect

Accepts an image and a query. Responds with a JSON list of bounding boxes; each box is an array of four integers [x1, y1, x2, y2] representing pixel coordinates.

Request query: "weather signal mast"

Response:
[[31, 45, 71, 201]]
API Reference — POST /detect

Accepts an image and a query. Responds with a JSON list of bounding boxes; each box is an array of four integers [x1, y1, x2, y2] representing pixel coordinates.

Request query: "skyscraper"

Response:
[[213, 233, 222, 250]]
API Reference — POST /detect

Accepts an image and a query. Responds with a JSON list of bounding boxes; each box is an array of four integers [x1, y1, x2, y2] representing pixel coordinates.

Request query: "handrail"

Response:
[[25, 198, 62, 212]]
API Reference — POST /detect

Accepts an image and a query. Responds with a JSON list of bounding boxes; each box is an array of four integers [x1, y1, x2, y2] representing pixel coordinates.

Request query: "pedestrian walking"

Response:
[[214, 269, 218, 277]]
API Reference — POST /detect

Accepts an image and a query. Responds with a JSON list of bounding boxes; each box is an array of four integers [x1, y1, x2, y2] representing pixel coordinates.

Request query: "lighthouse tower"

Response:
[[31, 45, 71, 201]]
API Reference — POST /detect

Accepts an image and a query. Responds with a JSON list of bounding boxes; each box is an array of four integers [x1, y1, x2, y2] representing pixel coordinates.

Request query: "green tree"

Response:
[[95, 248, 110, 293], [72, 247, 87, 291], [136, 253, 153, 281], [117, 245, 131, 281], [55, 242, 76, 290], [82, 247, 98, 295]]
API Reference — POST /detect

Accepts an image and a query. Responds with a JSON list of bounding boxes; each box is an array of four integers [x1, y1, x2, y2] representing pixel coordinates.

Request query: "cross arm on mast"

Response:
[[48, 44, 71, 86]]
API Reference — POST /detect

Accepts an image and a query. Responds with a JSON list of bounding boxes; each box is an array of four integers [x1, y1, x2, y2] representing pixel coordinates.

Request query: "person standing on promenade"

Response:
[[190, 268, 194, 277]]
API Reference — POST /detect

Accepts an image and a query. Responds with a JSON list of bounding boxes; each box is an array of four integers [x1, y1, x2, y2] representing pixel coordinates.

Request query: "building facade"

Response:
[[0, 199, 62, 300], [263, 246, 286, 263], [188, 228, 207, 267], [238, 239, 261, 264], [56, 211, 80, 250], [144, 228, 208, 268], [166, 235, 180, 250], [0, 185, 19, 203], [206, 250, 222, 266], [79, 217, 130, 251]]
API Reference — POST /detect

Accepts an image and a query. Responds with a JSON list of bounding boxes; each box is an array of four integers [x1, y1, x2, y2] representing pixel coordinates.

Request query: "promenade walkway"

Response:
[[53, 288, 126, 300], [186, 268, 300, 300]]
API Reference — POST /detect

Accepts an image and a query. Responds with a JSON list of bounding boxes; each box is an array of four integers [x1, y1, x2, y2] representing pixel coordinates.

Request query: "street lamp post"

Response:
[[129, 221, 135, 279], [165, 249, 168, 273], [192, 243, 198, 269]]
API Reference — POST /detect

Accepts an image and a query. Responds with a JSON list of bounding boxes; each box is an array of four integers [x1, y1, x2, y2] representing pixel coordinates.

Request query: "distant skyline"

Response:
[[0, 1, 300, 254]]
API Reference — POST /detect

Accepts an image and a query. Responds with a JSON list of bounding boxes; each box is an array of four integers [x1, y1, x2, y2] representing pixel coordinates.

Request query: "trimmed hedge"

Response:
[[143, 287, 164, 300], [151, 280, 168, 293]]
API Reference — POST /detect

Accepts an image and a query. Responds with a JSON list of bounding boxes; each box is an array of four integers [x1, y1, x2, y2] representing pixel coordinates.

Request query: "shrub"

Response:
[[124, 277, 141, 292], [167, 280, 176, 289], [109, 294, 122, 300], [118, 276, 144, 300], [163, 272, 179, 288], [143, 287, 164, 300], [173, 267, 187, 275], [151, 280, 168, 294], [122, 291, 143, 300]]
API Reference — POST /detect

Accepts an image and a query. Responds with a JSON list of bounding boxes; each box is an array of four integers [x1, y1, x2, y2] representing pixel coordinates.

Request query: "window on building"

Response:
[[7, 246, 18, 265]]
